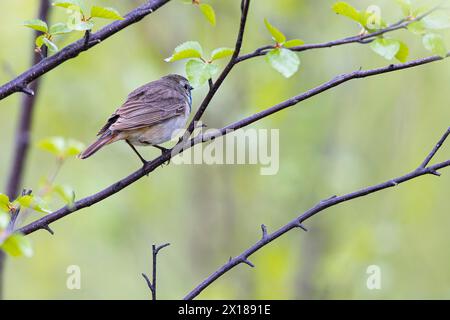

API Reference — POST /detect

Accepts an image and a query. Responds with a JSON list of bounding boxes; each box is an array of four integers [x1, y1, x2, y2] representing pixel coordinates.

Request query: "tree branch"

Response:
[[183, 0, 251, 137], [184, 126, 450, 300], [141, 243, 170, 300], [17, 52, 450, 236], [236, 5, 439, 63], [0, 0, 171, 101], [0, 0, 51, 300]]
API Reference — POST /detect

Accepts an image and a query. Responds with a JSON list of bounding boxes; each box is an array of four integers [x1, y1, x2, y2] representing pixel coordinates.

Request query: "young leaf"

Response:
[[395, 0, 412, 17], [199, 3, 216, 26], [49, 22, 72, 35], [53, 185, 76, 205], [210, 47, 234, 61], [0, 194, 10, 212], [422, 11, 450, 30], [266, 48, 300, 78], [423, 33, 447, 58], [64, 139, 85, 157], [70, 20, 94, 31], [284, 39, 305, 48], [370, 38, 400, 60], [91, 6, 124, 20], [186, 59, 219, 88], [52, 0, 83, 11], [332, 2, 361, 23], [0, 233, 33, 257], [42, 37, 58, 52], [23, 19, 48, 33], [38, 137, 66, 156], [165, 41, 203, 62], [0, 212, 9, 229], [15, 195, 51, 214], [407, 21, 426, 35], [35, 35, 45, 48], [264, 18, 286, 44], [395, 41, 409, 62]]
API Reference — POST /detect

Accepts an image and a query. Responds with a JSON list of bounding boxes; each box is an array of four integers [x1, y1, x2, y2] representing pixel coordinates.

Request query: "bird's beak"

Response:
[[189, 85, 194, 91]]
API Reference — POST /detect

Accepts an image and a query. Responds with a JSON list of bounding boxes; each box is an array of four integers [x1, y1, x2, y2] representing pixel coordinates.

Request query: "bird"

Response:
[[78, 74, 193, 164]]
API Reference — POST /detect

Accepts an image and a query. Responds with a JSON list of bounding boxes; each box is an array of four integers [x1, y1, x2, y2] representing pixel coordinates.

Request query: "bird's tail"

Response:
[[78, 133, 117, 159]]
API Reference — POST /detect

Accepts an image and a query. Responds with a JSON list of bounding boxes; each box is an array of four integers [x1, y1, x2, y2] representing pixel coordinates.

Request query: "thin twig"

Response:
[[17, 52, 450, 236], [0, 0, 171, 101], [142, 243, 170, 300], [236, 6, 439, 63], [183, 127, 450, 300]]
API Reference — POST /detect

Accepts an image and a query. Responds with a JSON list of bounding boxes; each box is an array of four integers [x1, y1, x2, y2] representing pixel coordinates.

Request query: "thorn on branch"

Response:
[[41, 224, 54, 235], [295, 221, 308, 232], [84, 30, 91, 48], [19, 86, 34, 96], [242, 258, 255, 268], [429, 170, 441, 177], [321, 195, 337, 203], [260, 224, 268, 241], [390, 180, 399, 186]]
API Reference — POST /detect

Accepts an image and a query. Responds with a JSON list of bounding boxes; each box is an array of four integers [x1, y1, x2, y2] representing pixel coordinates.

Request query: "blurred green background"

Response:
[[1, 0, 450, 299]]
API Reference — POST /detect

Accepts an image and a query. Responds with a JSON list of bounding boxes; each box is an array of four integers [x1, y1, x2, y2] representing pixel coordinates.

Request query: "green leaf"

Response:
[[395, 41, 409, 62], [53, 185, 75, 205], [199, 3, 216, 26], [64, 139, 85, 157], [35, 35, 45, 48], [422, 11, 450, 30], [49, 22, 72, 35], [15, 195, 51, 214], [264, 18, 286, 44], [284, 39, 305, 48], [370, 38, 400, 60], [23, 19, 48, 33], [395, 0, 412, 16], [1, 233, 33, 257], [210, 47, 234, 61], [423, 33, 447, 58], [186, 59, 219, 88], [363, 6, 386, 31], [407, 21, 426, 35], [165, 41, 203, 62], [38, 137, 66, 156], [52, 0, 83, 11], [38, 137, 84, 158], [70, 20, 94, 31], [90, 6, 124, 20], [266, 48, 300, 78], [0, 194, 11, 212], [332, 2, 362, 23], [0, 212, 9, 229], [42, 37, 58, 52]]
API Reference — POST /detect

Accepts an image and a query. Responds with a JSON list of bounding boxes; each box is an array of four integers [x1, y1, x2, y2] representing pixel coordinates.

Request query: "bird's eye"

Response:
[[184, 83, 193, 91]]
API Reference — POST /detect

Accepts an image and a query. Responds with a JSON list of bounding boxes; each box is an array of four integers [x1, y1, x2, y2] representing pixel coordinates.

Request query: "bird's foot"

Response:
[[153, 145, 171, 166]]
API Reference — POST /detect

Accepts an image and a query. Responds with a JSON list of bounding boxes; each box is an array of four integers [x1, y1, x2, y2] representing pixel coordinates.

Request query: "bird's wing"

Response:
[[97, 82, 188, 135]]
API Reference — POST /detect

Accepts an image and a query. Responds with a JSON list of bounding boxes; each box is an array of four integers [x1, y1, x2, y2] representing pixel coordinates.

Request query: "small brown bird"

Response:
[[79, 74, 193, 163]]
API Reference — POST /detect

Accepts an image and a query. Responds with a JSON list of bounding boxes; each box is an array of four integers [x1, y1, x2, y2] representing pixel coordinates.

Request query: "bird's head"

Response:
[[163, 74, 194, 92]]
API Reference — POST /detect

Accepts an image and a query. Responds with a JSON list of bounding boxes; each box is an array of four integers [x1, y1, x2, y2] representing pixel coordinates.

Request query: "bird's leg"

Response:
[[152, 145, 171, 165], [126, 140, 147, 165]]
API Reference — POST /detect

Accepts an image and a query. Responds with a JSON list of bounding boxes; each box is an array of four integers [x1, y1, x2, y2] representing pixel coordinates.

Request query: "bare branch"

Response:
[[142, 243, 170, 300], [183, 127, 450, 300], [0, 0, 171, 101], [17, 53, 450, 236]]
